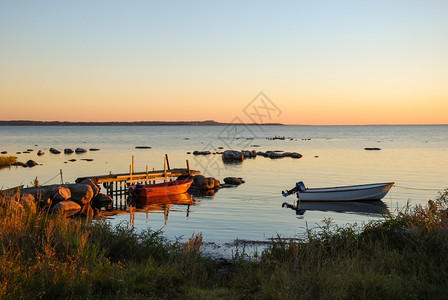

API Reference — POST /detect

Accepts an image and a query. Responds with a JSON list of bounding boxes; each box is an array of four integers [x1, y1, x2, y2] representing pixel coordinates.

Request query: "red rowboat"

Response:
[[129, 179, 193, 198]]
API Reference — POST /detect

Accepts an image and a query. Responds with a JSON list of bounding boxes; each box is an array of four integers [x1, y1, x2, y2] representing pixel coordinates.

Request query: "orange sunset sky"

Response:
[[1, 1, 447, 125]]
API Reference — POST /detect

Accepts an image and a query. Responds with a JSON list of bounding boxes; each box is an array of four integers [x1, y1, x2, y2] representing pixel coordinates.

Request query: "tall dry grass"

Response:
[[1, 188, 448, 298], [0, 156, 17, 167]]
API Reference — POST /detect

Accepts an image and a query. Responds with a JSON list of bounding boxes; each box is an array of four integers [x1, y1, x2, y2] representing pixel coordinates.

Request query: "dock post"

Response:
[[110, 183, 114, 209], [120, 181, 123, 209], [186, 160, 190, 175], [146, 165, 149, 183], [163, 157, 167, 182], [165, 154, 171, 170], [132, 155, 135, 173]]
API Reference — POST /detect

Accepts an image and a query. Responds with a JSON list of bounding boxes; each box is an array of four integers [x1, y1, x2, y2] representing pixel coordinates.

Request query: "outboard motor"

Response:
[[282, 181, 306, 197], [296, 181, 306, 192]]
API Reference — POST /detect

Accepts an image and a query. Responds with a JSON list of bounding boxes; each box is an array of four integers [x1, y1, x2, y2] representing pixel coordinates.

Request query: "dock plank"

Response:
[[75, 168, 200, 184]]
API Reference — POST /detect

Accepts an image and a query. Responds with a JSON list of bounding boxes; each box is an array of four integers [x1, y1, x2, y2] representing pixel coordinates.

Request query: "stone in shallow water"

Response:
[[50, 148, 61, 154], [223, 177, 245, 185], [75, 148, 87, 153], [26, 160, 38, 167]]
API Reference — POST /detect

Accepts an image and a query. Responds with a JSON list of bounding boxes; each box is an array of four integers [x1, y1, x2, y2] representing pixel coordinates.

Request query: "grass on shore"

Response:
[[0, 156, 17, 167], [1, 189, 448, 299]]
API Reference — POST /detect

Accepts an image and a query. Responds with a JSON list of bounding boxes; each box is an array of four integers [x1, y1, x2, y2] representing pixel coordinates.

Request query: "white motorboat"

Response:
[[282, 181, 394, 201]]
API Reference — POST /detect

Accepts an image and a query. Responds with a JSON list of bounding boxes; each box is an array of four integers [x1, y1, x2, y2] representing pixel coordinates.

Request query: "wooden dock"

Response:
[[75, 168, 200, 185], [75, 156, 200, 210]]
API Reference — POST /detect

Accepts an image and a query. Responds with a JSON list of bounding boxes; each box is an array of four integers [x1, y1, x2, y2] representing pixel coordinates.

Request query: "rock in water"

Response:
[[223, 177, 245, 185], [64, 148, 74, 154], [75, 148, 87, 153], [192, 175, 220, 190], [49, 148, 61, 154], [26, 160, 38, 167], [290, 152, 302, 158], [222, 150, 244, 161]]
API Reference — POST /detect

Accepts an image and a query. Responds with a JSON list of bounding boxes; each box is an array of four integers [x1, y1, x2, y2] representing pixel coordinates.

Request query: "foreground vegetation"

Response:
[[1, 189, 448, 299]]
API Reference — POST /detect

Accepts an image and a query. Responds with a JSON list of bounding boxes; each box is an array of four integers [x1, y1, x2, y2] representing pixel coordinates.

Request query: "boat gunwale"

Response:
[[300, 182, 394, 194], [135, 179, 193, 189]]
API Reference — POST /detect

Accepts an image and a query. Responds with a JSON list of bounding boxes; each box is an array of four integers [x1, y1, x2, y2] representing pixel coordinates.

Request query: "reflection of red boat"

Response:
[[141, 192, 193, 206], [129, 179, 193, 198]]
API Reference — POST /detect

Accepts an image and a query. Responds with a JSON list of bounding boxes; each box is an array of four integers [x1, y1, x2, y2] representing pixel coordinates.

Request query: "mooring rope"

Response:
[[40, 172, 62, 186], [394, 185, 442, 192]]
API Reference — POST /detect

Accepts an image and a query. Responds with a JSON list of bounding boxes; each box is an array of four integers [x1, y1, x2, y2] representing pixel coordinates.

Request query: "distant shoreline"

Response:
[[0, 120, 283, 126], [0, 121, 446, 126]]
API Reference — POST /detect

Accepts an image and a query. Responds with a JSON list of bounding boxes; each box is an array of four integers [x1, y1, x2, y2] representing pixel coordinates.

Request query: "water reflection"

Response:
[[131, 192, 196, 225], [282, 200, 389, 217], [188, 187, 219, 197]]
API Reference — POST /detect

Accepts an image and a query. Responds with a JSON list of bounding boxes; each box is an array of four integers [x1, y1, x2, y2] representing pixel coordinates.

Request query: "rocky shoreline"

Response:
[[2, 178, 112, 218]]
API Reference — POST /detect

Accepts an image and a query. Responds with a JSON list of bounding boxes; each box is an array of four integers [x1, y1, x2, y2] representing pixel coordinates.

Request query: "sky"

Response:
[[1, 1, 447, 125]]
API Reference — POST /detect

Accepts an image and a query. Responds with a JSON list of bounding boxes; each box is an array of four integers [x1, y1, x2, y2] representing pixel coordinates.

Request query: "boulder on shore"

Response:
[[66, 184, 94, 205], [51, 200, 81, 215], [80, 178, 100, 197], [20, 193, 37, 213], [50, 185, 71, 203], [79, 204, 94, 219]]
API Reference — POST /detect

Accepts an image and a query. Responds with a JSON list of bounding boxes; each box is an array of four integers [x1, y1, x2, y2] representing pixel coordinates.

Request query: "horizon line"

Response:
[[0, 120, 447, 126]]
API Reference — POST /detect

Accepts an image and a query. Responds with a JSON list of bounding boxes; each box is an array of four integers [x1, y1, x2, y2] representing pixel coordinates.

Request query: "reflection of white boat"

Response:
[[282, 182, 394, 201], [282, 201, 389, 216]]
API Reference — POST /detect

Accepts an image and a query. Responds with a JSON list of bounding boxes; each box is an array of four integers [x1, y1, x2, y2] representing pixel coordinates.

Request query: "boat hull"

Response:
[[130, 179, 193, 198], [297, 182, 394, 201]]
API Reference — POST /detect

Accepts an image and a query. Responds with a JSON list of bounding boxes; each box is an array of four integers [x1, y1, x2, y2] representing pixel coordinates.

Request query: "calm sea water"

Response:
[[1, 125, 447, 247]]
